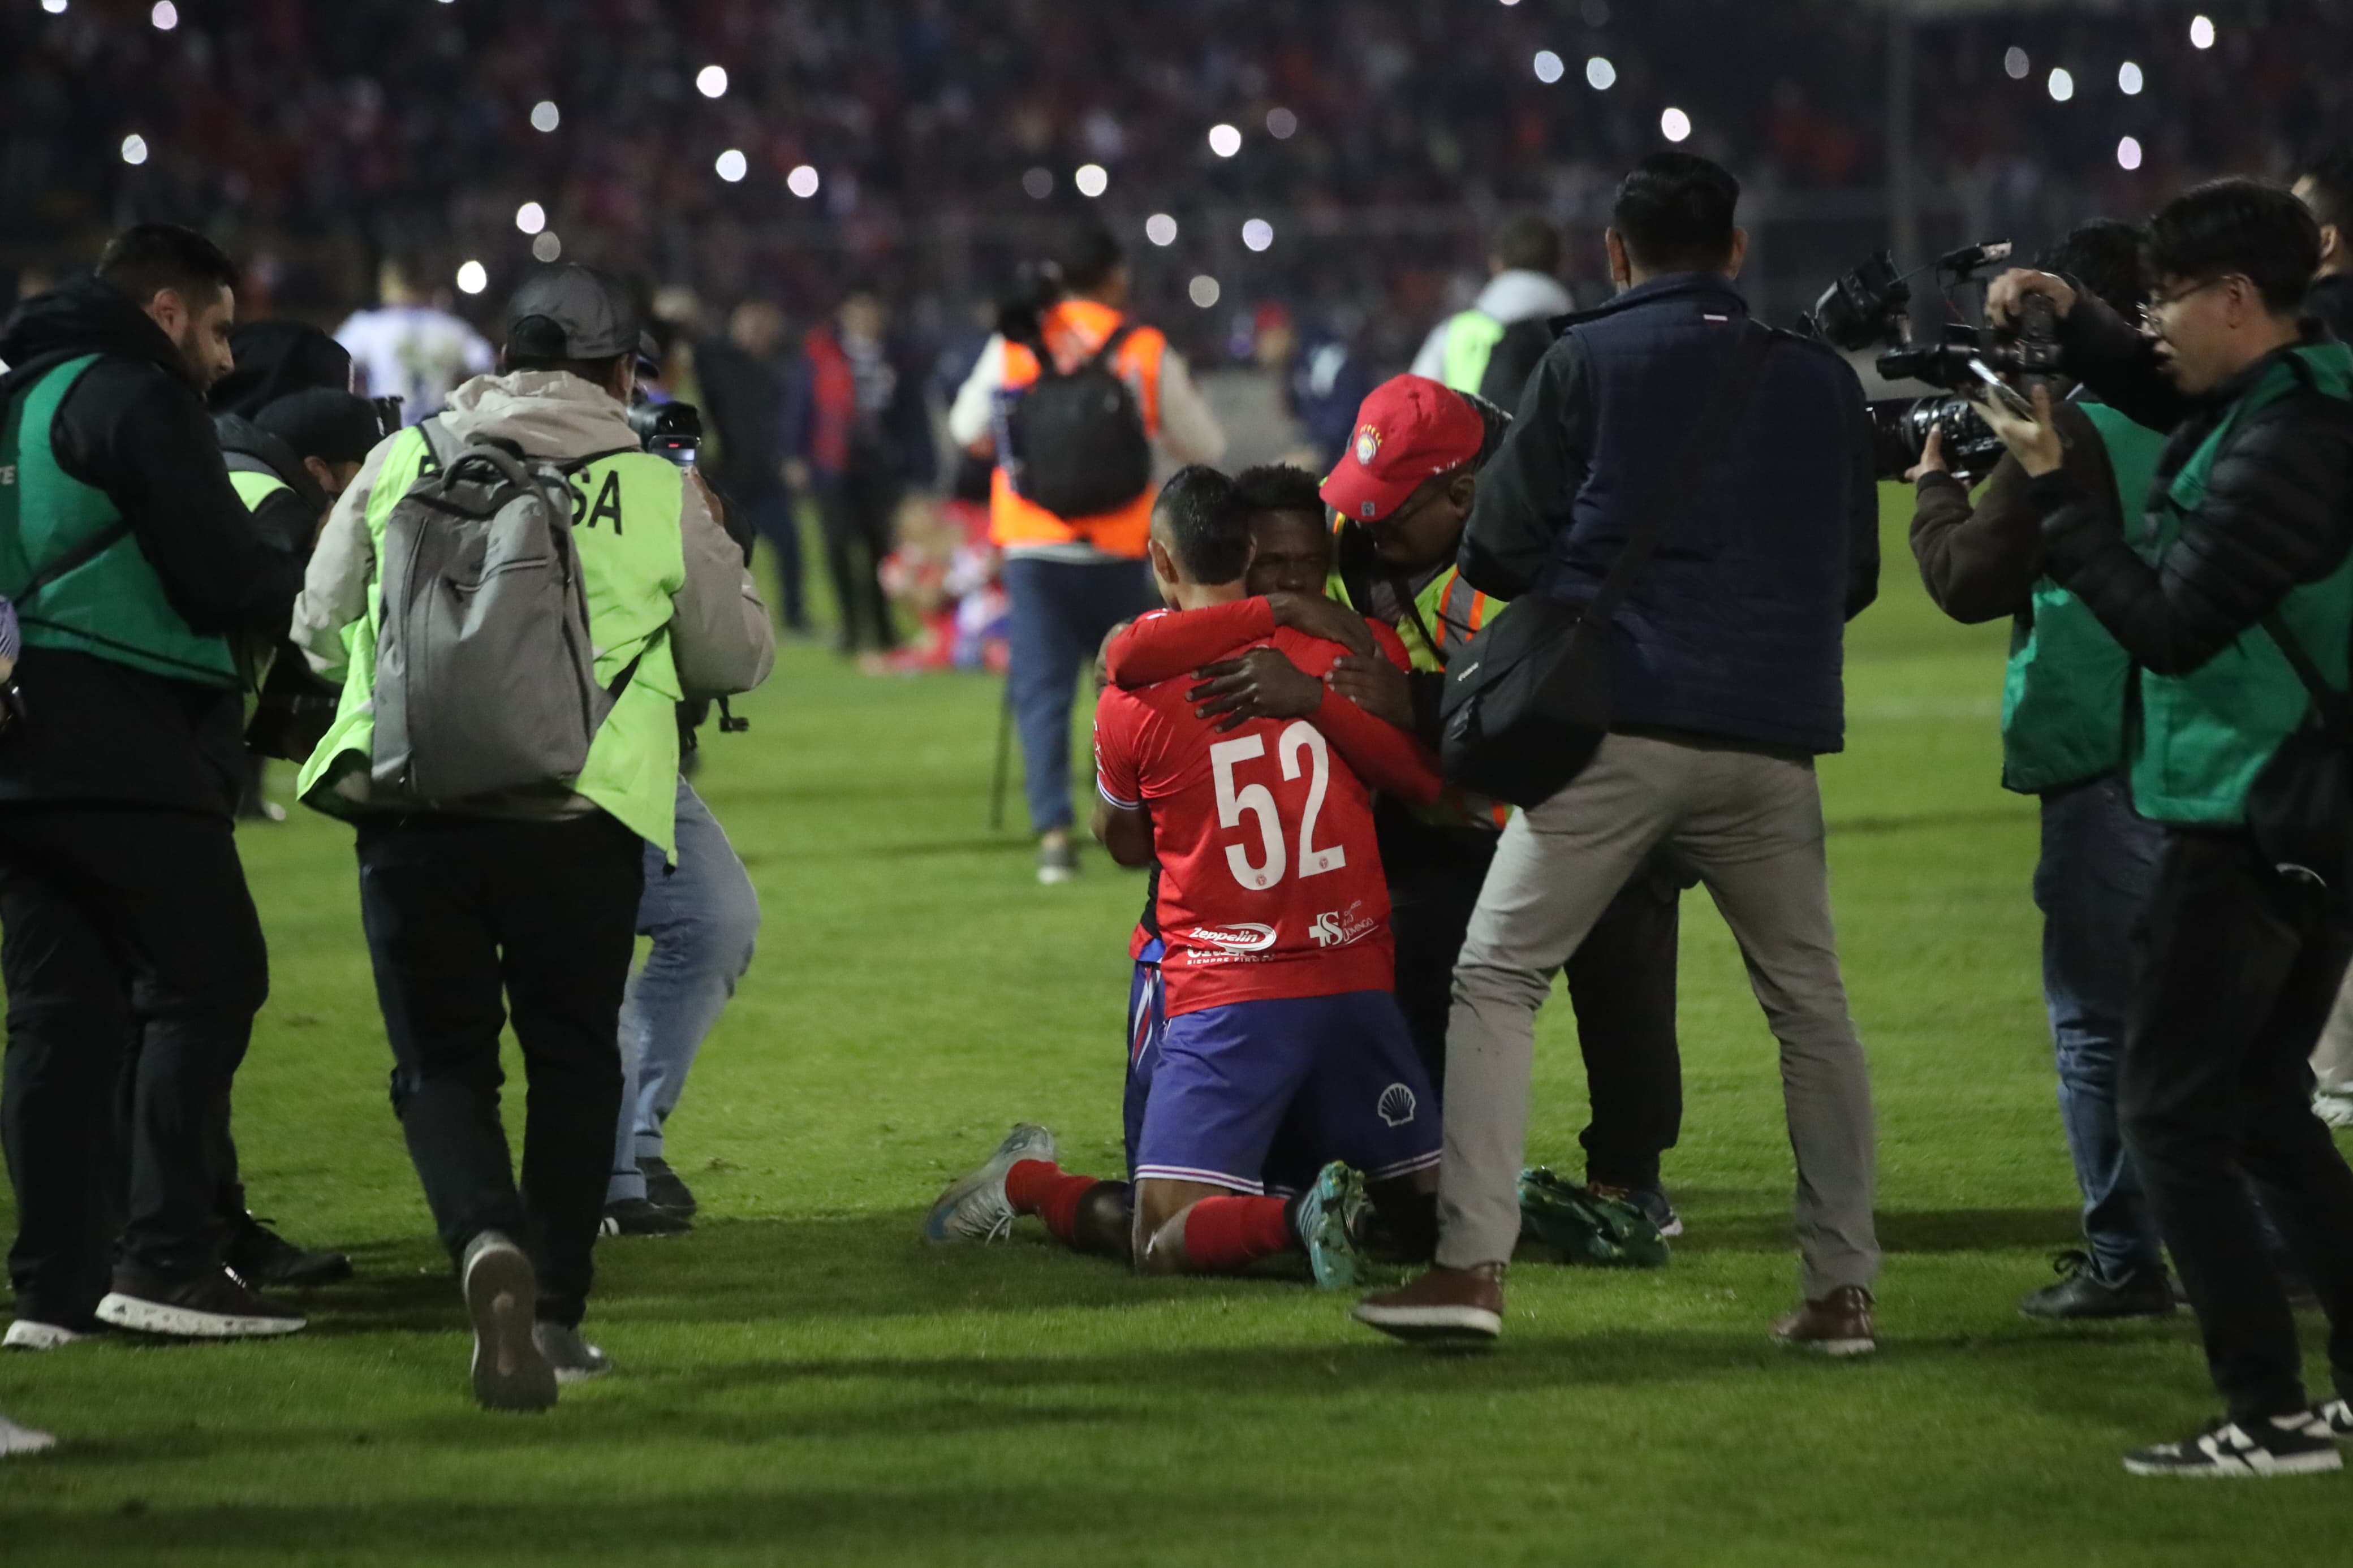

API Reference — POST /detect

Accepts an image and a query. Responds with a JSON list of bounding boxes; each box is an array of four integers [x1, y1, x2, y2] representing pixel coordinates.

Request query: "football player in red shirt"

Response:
[[927, 466, 1444, 1286]]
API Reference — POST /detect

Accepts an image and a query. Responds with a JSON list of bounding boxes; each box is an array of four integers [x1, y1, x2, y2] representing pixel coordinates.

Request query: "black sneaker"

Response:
[[600, 1198, 691, 1237], [2019, 1250, 2175, 1320], [225, 1213, 354, 1289], [639, 1156, 698, 1217], [1593, 1181, 1683, 1239], [531, 1321, 614, 1384], [2124, 1413, 2341, 1476], [97, 1266, 306, 1339], [2316, 1397, 2352, 1440]]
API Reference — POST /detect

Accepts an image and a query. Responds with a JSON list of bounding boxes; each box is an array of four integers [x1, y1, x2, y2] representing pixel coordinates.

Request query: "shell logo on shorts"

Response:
[[1377, 1083, 1419, 1127], [1354, 424, 1382, 467]]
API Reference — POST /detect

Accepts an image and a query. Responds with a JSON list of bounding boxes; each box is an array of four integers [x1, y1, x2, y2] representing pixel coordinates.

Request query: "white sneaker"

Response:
[[0, 1411, 53, 1458], [923, 1124, 1057, 1243], [2315, 1093, 2353, 1129], [4, 1320, 94, 1352]]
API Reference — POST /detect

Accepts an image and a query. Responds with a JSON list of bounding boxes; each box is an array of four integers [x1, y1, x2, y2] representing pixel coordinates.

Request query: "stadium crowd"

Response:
[[7, 0, 2353, 1491]]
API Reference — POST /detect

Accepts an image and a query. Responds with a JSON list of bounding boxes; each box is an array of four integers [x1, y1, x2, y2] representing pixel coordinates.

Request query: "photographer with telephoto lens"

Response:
[[1906, 222, 2177, 1322]]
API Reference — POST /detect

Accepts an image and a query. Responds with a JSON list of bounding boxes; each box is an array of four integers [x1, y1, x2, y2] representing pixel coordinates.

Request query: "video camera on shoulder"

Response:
[[1804, 241, 2061, 482], [627, 399, 701, 468]]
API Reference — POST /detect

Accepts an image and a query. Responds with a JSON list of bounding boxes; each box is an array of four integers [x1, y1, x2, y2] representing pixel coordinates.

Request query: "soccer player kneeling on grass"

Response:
[[928, 466, 1446, 1284]]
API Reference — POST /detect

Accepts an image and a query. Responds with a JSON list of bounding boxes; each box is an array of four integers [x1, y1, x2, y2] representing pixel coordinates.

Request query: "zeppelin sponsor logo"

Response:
[[1184, 923, 1278, 953]]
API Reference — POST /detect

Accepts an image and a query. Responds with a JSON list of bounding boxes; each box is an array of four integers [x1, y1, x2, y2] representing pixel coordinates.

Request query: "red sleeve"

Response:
[[1310, 688, 1445, 809], [1105, 599, 1275, 688], [1092, 687, 1148, 810], [1368, 620, 1412, 672]]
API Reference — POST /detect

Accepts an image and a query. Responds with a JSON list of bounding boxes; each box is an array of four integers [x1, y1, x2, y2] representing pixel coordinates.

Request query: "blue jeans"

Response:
[[1002, 554, 1161, 833], [607, 780, 761, 1203], [2033, 774, 2165, 1280]]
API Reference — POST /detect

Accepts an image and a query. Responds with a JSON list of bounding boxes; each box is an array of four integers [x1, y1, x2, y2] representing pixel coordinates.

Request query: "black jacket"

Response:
[[1459, 273, 1878, 755], [2036, 299, 2353, 676], [2307, 273, 2353, 347], [0, 276, 303, 815]]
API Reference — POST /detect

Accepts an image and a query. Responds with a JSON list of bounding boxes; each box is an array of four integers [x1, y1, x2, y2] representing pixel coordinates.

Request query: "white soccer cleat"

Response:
[[0, 1411, 55, 1458], [924, 1124, 1057, 1243]]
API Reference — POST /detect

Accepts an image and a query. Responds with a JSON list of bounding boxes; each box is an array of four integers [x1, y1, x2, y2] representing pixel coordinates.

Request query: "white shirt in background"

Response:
[[335, 305, 495, 425]]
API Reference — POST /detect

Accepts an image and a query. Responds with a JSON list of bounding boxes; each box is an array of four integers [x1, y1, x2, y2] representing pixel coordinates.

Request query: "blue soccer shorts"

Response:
[[1128, 988, 1441, 1195]]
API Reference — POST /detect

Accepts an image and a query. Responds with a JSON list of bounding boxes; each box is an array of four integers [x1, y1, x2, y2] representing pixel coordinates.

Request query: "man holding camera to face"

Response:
[[1977, 180, 2353, 1478]]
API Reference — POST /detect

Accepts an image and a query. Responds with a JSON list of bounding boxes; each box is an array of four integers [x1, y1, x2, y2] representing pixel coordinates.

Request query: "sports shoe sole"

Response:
[[2123, 1449, 2342, 1478], [1775, 1333, 1876, 1358], [464, 1242, 556, 1413], [1298, 1164, 1369, 1291], [95, 1292, 305, 1339], [0, 1417, 55, 1458], [1351, 1301, 1502, 1344], [3, 1321, 91, 1352]]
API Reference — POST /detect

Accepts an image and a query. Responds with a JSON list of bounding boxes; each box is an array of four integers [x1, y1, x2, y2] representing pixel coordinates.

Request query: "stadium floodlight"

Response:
[[515, 202, 546, 235], [1661, 107, 1692, 143], [2190, 15, 2214, 50], [42, 0, 67, 14], [1146, 213, 1179, 247], [531, 101, 561, 133], [455, 261, 488, 296], [1587, 57, 1616, 91], [1022, 167, 1053, 200], [119, 134, 148, 166], [1242, 219, 1274, 252], [787, 164, 820, 198], [1075, 163, 1109, 198], [150, 2, 175, 29], [1266, 107, 1298, 140], [2004, 46, 2029, 80], [2047, 68, 2074, 102], [1188, 275, 1222, 309], [531, 232, 562, 263], [1208, 123, 1242, 158], [714, 148, 748, 183], [1533, 51, 1565, 85], [696, 66, 729, 100], [2118, 62, 2143, 96], [2117, 136, 2143, 171]]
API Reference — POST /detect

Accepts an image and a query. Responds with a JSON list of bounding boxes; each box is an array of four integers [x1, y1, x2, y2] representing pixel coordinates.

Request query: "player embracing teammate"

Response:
[[926, 465, 1447, 1285]]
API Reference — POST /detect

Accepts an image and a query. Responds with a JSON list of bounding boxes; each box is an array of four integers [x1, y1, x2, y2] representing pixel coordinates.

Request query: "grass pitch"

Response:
[[4, 490, 2350, 1565]]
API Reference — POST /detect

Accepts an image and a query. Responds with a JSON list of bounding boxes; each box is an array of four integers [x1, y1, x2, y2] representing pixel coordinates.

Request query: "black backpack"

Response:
[[1006, 323, 1154, 520]]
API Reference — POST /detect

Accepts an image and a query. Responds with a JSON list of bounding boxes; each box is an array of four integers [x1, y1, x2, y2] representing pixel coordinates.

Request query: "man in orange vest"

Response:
[[948, 223, 1226, 884]]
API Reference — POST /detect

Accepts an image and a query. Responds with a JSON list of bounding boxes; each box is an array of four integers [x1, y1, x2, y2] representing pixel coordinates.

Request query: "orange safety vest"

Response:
[[989, 299, 1167, 558]]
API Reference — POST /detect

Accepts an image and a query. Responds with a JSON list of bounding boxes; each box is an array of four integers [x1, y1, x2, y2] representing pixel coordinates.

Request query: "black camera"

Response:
[[627, 399, 701, 468], [1805, 241, 2059, 480]]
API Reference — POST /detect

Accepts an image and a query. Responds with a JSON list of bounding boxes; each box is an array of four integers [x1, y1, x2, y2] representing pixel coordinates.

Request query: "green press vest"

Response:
[[295, 423, 691, 856], [0, 355, 239, 688], [1437, 310, 1507, 395], [2128, 343, 2353, 827], [1997, 400, 2166, 794]]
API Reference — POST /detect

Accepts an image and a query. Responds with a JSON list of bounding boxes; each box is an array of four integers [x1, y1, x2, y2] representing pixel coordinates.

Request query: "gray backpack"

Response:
[[369, 421, 651, 804]]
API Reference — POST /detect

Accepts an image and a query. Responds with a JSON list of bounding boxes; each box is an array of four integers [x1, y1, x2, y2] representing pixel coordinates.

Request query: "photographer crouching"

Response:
[[1976, 180, 2353, 1477], [1905, 222, 2177, 1323]]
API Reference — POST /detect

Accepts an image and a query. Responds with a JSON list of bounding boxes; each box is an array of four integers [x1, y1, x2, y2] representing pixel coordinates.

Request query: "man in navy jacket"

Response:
[[1358, 153, 1883, 1351]]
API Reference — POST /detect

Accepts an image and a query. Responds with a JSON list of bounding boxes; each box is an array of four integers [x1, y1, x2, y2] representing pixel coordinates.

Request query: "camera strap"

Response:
[[2264, 612, 2353, 733]]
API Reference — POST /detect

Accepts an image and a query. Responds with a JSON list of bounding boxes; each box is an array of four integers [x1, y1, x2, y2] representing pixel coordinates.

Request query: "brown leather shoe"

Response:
[[1353, 1264, 1504, 1345], [1772, 1284, 1876, 1357]]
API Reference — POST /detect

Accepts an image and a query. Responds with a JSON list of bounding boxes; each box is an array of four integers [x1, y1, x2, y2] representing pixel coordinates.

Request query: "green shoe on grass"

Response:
[[1294, 1163, 1371, 1290]]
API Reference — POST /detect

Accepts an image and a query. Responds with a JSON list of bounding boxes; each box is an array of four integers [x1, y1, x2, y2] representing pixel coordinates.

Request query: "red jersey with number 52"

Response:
[[1093, 625, 1393, 1017]]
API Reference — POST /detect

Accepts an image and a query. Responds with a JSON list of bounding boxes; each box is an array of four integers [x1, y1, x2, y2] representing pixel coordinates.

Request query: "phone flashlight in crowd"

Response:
[[628, 400, 702, 469]]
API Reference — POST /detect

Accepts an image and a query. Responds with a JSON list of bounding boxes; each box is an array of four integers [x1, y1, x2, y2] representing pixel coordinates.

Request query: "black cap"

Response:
[[503, 264, 640, 360], [209, 321, 354, 417], [255, 388, 385, 466]]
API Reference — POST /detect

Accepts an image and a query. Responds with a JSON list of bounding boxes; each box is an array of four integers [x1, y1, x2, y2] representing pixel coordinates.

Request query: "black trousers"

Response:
[[0, 806, 268, 1322], [815, 464, 900, 654], [354, 812, 644, 1329], [2124, 828, 2353, 1421], [1374, 798, 1684, 1190]]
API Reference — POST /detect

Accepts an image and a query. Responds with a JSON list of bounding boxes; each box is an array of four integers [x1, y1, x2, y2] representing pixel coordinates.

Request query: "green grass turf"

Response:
[[5, 488, 2351, 1565]]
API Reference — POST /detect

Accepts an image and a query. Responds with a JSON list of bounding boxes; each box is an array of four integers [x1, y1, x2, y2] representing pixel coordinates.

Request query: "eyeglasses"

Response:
[[2139, 276, 2239, 331]]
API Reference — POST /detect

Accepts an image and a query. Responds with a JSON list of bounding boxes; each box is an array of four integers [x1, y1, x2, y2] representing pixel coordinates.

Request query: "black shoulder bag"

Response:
[[2248, 611, 2353, 908], [1438, 320, 1775, 807]]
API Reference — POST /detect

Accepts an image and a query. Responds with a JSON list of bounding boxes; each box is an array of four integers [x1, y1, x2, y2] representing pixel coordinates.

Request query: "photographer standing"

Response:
[[0, 226, 308, 1344], [1981, 179, 2353, 1477], [1908, 222, 2175, 1321], [1356, 153, 1881, 1349]]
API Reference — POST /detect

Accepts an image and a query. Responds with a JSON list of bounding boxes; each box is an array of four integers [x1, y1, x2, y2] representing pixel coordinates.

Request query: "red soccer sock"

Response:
[[1176, 1195, 1295, 1272], [1005, 1160, 1102, 1245]]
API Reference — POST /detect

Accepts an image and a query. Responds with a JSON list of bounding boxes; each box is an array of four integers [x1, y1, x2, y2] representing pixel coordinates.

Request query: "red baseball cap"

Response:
[[1320, 374, 1485, 524]]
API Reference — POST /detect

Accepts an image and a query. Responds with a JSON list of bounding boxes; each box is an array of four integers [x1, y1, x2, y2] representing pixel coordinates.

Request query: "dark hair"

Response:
[[1054, 222, 1126, 294], [1232, 463, 1325, 522], [96, 223, 239, 306], [1492, 214, 1562, 277], [2145, 179, 2320, 315], [1152, 465, 1248, 583], [502, 351, 630, 385], [2299, 146, 2353, 236], [1610, 153, 1740, 274], [2038, 219, 2148, 319]]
